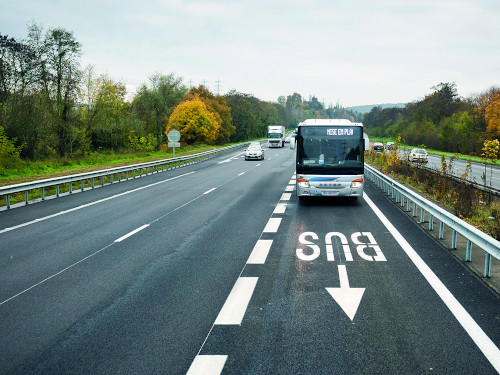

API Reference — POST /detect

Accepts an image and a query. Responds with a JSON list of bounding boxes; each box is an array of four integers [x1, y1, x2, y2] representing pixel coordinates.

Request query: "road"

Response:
[[399, 149, 500, 189], [1, 144, 499, 374]]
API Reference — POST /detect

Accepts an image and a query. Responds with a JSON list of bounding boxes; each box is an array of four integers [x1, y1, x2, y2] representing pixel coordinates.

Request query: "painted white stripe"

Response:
[[114, 224, 149, 243], [238, 172, 245, 176], [285, 185, 294, 192], [363, 192, 500, 372], [263, 217, 281, 233], [247, 239, 273, 264], [187, 355, 227, 375], [281, 192, 292, 201], [214, 277, 258, 325], [289, 179, 296, 184], [203, 188, 217, 195], [256, 163, 262, 166], [273, 203, 287, 214], [0, 172, 194, 234]]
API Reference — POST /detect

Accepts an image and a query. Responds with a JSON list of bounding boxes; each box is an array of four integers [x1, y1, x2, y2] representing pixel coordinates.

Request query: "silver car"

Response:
[[245, 143, 264, 160], [408, 148, 428, 162]]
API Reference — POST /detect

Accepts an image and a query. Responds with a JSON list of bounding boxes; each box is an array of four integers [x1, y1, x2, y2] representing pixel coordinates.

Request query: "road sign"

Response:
[[168, 142, 180, 147], [168, 130, 181, 142]]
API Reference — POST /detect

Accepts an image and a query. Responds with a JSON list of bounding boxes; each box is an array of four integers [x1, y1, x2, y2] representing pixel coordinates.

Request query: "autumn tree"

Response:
[[166, 99, 220, 145], [484, 89, 500, 138], [184, 85, 234, 144]]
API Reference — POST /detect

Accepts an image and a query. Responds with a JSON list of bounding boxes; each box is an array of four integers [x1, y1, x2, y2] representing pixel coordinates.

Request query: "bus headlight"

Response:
[[297, 178, 310, 188], [350, 179, 363, 188]]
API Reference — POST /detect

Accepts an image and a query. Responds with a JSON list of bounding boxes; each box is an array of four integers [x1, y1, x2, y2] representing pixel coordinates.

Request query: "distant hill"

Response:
[[346, 103, 407, 114]]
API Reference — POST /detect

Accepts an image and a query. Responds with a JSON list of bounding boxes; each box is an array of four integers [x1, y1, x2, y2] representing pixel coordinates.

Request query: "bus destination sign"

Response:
[[327, 128, 354, 136]]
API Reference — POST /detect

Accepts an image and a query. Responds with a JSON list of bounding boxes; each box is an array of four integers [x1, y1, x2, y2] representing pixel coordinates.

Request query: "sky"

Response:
[[1, 0, 499, 107]]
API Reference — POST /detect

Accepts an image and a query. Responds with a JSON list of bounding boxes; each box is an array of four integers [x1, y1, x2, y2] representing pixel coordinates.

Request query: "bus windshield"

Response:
[[297, 126, 363, 174]]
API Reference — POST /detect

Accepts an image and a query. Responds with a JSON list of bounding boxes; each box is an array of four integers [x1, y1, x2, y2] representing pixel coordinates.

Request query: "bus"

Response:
[[292, 119, 369, 200]]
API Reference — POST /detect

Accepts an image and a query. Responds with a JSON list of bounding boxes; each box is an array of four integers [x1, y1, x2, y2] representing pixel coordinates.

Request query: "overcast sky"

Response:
[[1, 0, 499, 107]]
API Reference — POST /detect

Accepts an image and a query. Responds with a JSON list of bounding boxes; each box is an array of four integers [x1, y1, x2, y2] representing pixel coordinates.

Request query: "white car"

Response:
[[408, 148, 428, 162], [245, 143, 264, 160]]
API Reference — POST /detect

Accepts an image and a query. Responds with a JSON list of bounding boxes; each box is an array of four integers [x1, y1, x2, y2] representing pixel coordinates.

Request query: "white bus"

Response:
[[292, 119, 369, 200]]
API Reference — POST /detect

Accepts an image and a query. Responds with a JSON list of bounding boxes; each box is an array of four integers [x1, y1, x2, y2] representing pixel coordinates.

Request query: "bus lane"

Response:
[[192, 177, 499, 375]]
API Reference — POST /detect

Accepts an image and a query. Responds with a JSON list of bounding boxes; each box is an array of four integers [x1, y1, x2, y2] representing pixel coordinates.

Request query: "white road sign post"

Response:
[[168, 130, 181, 157]]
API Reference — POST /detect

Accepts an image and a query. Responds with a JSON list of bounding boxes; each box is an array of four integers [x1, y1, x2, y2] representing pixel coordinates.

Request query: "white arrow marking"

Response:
[[326, 265, 365, 321]]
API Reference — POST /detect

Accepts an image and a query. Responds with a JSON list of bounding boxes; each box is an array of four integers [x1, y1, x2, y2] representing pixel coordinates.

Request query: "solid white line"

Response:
[[363, 192, 500, 372], [0, 172, 194, 234], [114, 224, 149, 243], [281, 192, 292, 201], [273, 203, 287, 214], [214, 277, 258, 325], [187, 355, 228, 375], [203, 188, 217, 195], [247, 240, 273, 264], [238, 172, 245, 176], [263, 217, 281, 233]]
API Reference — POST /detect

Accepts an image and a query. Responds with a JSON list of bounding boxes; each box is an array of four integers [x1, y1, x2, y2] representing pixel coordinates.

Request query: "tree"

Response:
[[166, 99, 220, 145], [134, 72, 187, 148], [91, 75, 129, 150], [40, 26, 82, 156], [184, 85, 234, 144], [484, 90, 500, 138]]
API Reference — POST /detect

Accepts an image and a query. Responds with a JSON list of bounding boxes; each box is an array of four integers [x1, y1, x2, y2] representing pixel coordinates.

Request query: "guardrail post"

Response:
[[439, 221, 445, 239], [6, 194, 10, 209], [406, 198, 411, 212], [101, 176, 104, 186], [451, 230, 457, 249], [466, 240, 472, 262], [413, 203, 418, 217], [92, 178, 95, 188], [69, 182, 72, 194], [56, 185, 60, 197], [110, 174, 113, 184], [484, 253, 491, 278], [81, 180, 84, 191], [42, 187, 45, 200], [420, 208, 425, 223], [428, 214, 434, 231]]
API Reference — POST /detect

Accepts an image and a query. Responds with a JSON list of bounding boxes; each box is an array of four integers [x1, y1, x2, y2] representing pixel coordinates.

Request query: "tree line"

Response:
[[363, 82, 500, 155], [1, 23, 361, 170]]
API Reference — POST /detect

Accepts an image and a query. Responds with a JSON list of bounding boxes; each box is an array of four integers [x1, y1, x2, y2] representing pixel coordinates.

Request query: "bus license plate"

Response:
[[322, 191, 339, 196]]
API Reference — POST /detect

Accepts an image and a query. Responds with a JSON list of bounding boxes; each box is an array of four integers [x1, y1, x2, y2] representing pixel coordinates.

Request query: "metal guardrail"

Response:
[[0, 143, 251, 210], [365, 163, 500, 278]]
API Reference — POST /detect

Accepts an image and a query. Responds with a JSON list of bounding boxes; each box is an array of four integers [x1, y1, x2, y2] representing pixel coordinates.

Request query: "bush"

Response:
[[0, 126, 24, 171]]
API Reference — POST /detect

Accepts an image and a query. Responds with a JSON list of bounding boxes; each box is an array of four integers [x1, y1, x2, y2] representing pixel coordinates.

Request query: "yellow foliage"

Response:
[[166, 99, 221, 145], [485, 91, 500, 138]]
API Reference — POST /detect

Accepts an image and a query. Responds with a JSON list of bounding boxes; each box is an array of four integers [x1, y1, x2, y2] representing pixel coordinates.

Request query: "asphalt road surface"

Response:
[[1, 145, 499, 374]]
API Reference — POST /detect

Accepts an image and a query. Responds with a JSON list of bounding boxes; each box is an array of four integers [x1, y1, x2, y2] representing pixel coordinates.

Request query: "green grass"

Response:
[[0, 142, 256, 186]]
